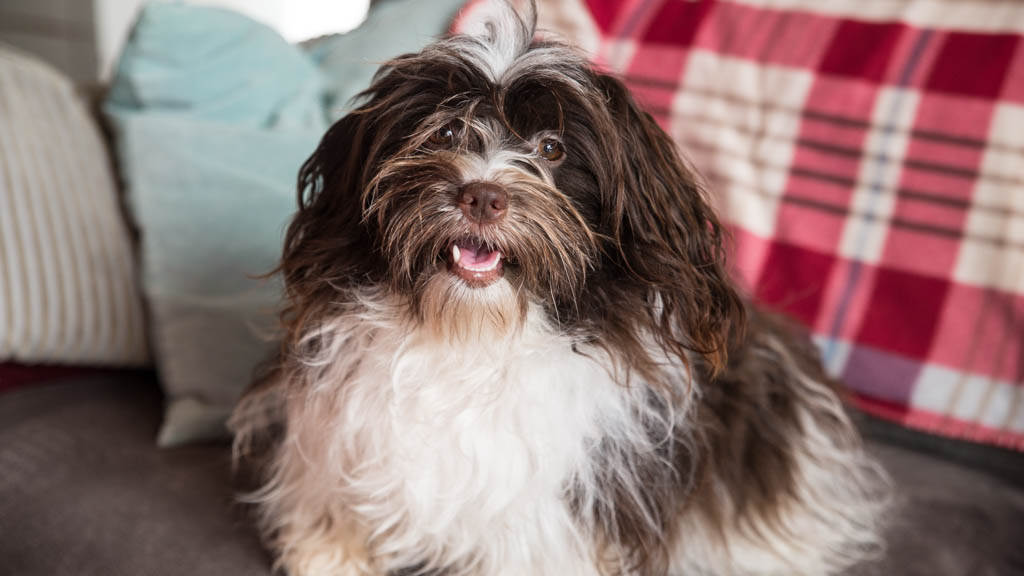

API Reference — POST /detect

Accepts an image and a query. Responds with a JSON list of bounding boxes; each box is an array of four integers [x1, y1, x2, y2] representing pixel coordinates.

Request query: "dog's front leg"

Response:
[[275, 517, 376, 576]]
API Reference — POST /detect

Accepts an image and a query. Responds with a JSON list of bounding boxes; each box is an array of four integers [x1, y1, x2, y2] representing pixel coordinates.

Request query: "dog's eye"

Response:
[[538, 138, 564, 161], [428, 125, 457, 147]]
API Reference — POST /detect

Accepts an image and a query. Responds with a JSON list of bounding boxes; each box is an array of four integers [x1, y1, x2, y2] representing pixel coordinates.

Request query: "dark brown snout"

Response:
[[458, 182, 508, 224]]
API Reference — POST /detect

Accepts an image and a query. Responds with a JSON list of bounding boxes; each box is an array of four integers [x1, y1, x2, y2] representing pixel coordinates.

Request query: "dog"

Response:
[[230, 2, 890, 575]]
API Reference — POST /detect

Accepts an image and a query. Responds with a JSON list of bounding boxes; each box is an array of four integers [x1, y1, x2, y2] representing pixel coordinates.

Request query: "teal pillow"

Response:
[[308, 0, 467, 119], [106, 0, 466, 446], [105, 3, 326, 446], [107, 2, 328, 130]]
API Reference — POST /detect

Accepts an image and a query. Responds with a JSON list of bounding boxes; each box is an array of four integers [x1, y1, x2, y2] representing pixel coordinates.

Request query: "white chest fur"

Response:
[[278, 292, 671, 576]]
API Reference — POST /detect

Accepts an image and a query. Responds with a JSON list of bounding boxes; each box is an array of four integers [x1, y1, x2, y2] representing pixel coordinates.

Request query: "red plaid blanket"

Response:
[[457, 0, 1024, 451]]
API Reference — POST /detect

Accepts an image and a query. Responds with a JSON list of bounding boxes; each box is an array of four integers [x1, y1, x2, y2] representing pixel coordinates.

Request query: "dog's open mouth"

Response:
[[447, 238, 504, 287]]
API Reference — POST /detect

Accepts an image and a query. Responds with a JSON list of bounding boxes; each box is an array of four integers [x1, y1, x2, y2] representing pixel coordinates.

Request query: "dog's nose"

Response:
[[458, 182, 508, 224]]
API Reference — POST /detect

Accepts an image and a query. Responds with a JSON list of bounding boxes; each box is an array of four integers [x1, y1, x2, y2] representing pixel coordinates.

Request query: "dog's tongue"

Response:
[[456, 241, 499, 268], [449, 239, 504, 286]]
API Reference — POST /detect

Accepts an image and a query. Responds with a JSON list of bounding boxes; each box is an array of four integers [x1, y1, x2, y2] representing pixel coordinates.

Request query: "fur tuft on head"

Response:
[[458, 0, 537, 81]]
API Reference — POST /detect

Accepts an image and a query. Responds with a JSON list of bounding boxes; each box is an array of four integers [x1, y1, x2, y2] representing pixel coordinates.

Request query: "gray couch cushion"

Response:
[[1, 377, 1022, 575], [853, 441, 1024, 576], [0, 376, 270, 576]]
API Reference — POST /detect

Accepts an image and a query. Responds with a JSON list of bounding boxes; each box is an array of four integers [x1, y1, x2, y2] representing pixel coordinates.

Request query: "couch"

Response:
[[2, 374, 1023, 575]]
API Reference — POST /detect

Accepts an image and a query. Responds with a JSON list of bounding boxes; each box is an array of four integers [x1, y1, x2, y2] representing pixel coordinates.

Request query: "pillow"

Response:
[[105, 4, 327, 446], [307, 0, 469, 119], [0, 46, 148, 366], [106, 1, 470, 446], [105, 3, 326, 131], [525, 0, 1024, 450]]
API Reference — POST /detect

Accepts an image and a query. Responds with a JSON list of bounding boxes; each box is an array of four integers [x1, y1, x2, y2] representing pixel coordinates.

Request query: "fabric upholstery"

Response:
[[0, 46, 148, 366], [308, 0, 468, 120], [0, 361, 140, 394], [0, 376, 271, 576], [105, 3, 327, 131], [104, 3, 327, 446], [103, 1, 470, 447], [490, 0, 1024, 450], [1, 376, 1021, 575]]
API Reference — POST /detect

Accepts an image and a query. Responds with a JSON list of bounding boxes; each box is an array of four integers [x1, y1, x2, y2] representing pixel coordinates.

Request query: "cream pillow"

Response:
[[0, 46, 148, 366]]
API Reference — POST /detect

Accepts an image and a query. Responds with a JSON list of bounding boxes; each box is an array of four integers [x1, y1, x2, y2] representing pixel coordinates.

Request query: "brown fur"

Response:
[[235, 4, 886, 574], [269, 46, 746, 571]]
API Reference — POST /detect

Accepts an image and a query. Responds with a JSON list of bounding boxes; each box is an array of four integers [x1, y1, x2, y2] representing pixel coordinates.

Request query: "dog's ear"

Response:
[[277, 107, 382, 342], [595, 74, 745, 375]]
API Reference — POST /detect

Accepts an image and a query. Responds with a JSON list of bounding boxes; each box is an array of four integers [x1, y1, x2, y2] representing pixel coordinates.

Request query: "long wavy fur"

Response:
[[230, 2, 890, 575]]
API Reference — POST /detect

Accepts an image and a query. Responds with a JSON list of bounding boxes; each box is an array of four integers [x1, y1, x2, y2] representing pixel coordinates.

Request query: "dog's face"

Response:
[[282, 2, 743, 376], [362, 42, 601, 303]]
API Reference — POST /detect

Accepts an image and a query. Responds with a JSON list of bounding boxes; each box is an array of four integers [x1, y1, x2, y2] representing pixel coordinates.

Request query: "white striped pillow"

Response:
[[0, 46, 148, 366]]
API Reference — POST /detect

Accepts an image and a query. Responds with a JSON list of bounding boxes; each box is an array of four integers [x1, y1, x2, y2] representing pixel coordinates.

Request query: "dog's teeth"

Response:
[[452, 244, 461, 264]]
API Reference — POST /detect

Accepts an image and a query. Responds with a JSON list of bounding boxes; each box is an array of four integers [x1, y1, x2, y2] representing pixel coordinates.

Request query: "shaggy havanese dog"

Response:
[[230, 2, 890, 575]]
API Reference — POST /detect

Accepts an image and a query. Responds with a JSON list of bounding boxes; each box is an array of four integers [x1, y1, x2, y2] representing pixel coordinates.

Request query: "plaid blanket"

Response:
[[457, 0, 1024, 451]]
